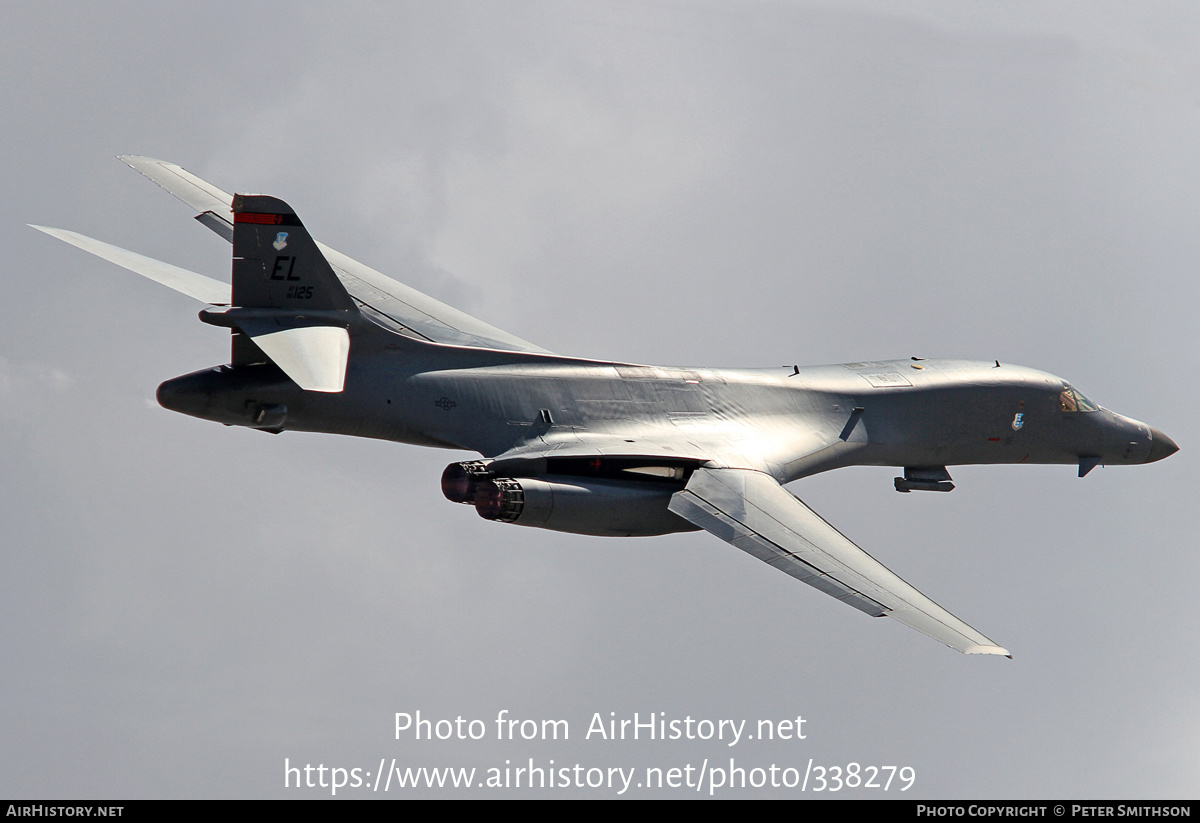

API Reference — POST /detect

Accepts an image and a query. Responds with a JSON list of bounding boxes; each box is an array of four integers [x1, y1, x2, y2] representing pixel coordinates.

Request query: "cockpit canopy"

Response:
[[1059, 384, 1100, 413]]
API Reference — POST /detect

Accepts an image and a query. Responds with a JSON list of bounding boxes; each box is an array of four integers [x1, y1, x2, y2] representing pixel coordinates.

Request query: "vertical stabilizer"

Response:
[[232, 194, 357, 312], [224, 195, 358, 390]]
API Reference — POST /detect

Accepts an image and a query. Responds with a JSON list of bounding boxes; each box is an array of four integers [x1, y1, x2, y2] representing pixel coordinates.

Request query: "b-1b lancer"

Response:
[[33, 157, 1178, 657]]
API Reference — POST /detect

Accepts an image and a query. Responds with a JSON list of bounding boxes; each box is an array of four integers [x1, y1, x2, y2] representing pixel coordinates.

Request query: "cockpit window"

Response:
[[1060, 384, 1099, 413], [1074, 389, 1099, 412]]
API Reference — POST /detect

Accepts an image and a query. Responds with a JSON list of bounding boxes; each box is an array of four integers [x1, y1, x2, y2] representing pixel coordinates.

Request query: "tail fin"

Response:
[[232, 194, 357, 312], [222, 195, 358, 392]]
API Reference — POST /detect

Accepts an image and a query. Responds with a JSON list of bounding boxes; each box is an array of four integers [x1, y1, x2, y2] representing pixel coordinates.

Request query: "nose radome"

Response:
[[1147, 427, 1179, 463]]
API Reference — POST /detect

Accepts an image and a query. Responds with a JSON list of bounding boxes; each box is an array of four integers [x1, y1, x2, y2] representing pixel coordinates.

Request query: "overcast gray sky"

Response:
[[2, 1, 1197, 798]]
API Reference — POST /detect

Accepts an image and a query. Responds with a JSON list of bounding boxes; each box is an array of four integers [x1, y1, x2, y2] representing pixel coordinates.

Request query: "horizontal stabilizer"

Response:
[[238, 322, 350, 393], [670, 468, 1010, 656], [30, 225, 229, 305]]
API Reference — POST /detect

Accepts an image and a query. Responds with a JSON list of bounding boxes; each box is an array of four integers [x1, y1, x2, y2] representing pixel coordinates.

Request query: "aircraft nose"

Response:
[[1147, 427, 1179, 463]]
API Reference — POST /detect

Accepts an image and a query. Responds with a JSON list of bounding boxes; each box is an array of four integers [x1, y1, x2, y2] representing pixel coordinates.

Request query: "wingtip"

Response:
[[963, 643, 1012, 657], [30, 225, 86, 245], [118, 155, 164, 172]]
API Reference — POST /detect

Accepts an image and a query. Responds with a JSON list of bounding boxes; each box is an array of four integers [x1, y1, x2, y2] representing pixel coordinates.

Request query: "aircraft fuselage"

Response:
[[157, 345, 1173, 485]]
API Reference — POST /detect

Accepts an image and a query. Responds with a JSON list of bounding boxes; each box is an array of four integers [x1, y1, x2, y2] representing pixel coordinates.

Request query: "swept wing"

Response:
[[28, 225, 228, 305], [669, 467, 1010, 656], [119, 156, 550, 353]]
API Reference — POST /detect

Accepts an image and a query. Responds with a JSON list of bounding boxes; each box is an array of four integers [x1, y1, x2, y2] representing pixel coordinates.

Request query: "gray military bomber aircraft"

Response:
[[34, 157, 1178, 657]]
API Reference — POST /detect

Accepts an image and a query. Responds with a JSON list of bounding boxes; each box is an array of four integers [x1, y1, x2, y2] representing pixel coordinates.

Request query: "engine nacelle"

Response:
[[472, 475, 698, 537]]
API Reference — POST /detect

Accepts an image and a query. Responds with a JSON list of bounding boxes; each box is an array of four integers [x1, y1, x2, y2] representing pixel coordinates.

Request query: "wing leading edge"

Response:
[[669, 468, 1010, 656]]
